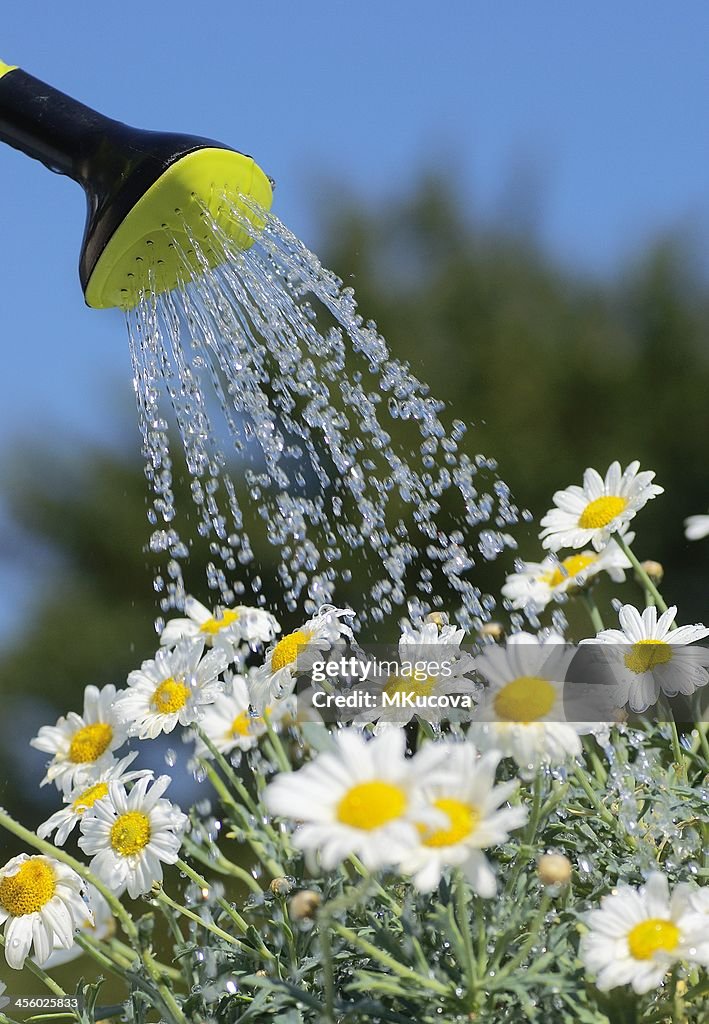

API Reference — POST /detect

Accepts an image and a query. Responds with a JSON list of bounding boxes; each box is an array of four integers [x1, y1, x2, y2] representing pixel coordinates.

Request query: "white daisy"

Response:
[[580, 604, 709, 713], [78, 775, 188, 898], [683, 887, 709, 966], [39, 888, 114, 969], [37, 752, 151, 846], [580, 873, 703, 994], [193, 671, 296, 757], [469, 633, 590, 766], [263, 728, 444, 870], [160, 596, 280, 657], [0, 854, 88, 970], [357, 620, 477, 727], [397, 743, 526, 894], [540, 461, 663, 552], [30, 685, 128, 794], [113, 639, 228, 739], [502, 537, 632, 615], [685, 513, 709, 542], [250, 605, 354, 711]]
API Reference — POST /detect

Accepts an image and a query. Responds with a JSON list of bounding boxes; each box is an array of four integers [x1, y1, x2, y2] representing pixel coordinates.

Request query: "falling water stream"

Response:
[[126, 195, 521, 635]]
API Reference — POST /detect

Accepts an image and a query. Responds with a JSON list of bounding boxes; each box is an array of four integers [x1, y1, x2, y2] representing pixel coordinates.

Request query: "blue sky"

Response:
[[1, 1, 709, 627]]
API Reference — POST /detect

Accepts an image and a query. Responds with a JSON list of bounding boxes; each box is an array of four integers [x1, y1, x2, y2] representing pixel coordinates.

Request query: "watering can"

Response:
[[0, 59, 272, 309]]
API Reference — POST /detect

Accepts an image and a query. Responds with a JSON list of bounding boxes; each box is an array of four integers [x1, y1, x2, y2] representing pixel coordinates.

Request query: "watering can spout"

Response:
[[0, 61, 273, 310]]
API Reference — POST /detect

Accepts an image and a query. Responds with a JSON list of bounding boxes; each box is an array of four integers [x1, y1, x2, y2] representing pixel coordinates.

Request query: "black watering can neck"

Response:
[[0, 69, 126, 186], [0, 67, 239, 294]]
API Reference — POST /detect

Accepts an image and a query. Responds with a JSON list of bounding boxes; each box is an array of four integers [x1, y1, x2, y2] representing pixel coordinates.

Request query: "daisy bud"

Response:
[[639, 560, 664, 584], [270, 876, 294, 897], [288, 889, 321, 920], [479, 621, 505, 640], [537, 853, 572, 887]]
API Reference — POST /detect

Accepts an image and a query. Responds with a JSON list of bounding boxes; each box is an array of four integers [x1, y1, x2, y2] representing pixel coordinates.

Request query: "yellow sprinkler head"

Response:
[[0, 62, 273, 310], [83, 148, 273, 310]]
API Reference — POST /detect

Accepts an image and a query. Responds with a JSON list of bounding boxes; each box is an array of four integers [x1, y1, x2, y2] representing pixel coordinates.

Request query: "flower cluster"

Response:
[[1, 458, 709, 1023], [265, 729, 526, 893], [1, 599, 357, 968]]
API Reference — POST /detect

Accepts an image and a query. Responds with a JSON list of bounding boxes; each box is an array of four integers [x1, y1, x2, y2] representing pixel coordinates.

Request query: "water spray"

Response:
[[0, 59, 272, 309], [0, 60, 515, 628]]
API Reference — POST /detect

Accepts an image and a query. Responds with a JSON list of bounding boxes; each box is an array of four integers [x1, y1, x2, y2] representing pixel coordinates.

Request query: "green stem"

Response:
[[107, 933, 183, 983], [330, 922, 450, 996], [155, 900, 194, 990], [271, 893, 298, 971], [657, 695, 686, 774], [320, 920, 336, 1023], [669, 967, 686, 1024], [141, 947, 189, 1024], [181, 834, 263, 895], [581, 592, 605, 634], [348, 855, 402, 918], [454, 871, 478, 1004], [669, 720, 685, 772], [615, 535, 669, 614], [195, 729, 289, 870], [571, 763, 637, 850], [75, 932, 129, 978], [80, 924, 186, 1024], [502, 774, 546, 902], [474, 895, 488, 976], [108, 936, 139, 967], [154, 889, 240, 946], [263, 714, 291, 773], [200, 761, 285, 877], [582, 737, 608, 785], [497, 892, 551, 979], [697, 722, 709, 764], [153, 889, 264, 961], [195, 727, 260, 815], [200, 760, 246, 822], [523, 771, 545, 845], [176, 857, 274, 959]]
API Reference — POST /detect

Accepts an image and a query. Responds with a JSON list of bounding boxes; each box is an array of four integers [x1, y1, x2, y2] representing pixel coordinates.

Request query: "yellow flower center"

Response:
[[271, 630, 313, 672], [627, 918, 680, 960], [419, 798, 480, 848], [69, 723, 114, 764], [110, 811, 151, 856], [72, 781, 109, 814], [0, 859, 56, 916], [624, 639, 673, 675], [578, 495, 628, 530], [230, 711, 254, 737], [200, 609, 240, 636], [151, 677, 191, 714], [546, 553, 597, 589], [493, 676, 557, 722], [336, 780, 408, 830], [384, 674, 437, 699]]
